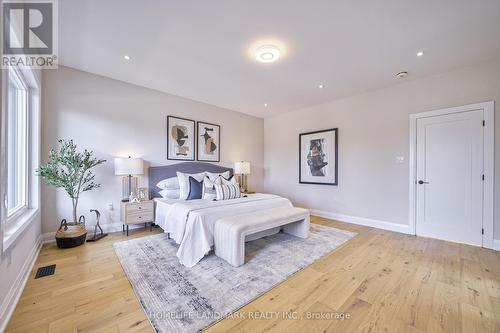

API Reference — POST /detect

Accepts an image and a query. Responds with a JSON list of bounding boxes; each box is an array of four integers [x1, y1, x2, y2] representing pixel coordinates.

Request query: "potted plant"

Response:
[[37, 139, 106, 248]]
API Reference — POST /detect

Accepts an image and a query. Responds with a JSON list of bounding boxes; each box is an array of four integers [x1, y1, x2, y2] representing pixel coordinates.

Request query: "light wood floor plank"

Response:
[[6, 217, 500, 333]]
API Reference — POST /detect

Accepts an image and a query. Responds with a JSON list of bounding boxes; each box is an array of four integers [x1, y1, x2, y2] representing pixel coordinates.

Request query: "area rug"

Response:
[[113, 224, 356, 333]]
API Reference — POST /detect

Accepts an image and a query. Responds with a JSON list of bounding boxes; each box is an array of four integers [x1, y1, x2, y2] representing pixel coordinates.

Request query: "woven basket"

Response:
[[55, 217, 87, 249]]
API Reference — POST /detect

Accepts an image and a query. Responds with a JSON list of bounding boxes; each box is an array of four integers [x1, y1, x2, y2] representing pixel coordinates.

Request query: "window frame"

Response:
[[6, 67, 30, 223], [1, 65, 41, 253]]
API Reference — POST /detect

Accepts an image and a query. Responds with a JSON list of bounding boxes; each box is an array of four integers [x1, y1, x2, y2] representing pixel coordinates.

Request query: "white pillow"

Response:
[[156, 177, 179, 190], [215, 182, 241, 200], [202, 176, 223, 200], [205, 171, 230, 181], [221, 175, 238, 186], [177, 171, 206, 200], [159, 188, 180, 199]]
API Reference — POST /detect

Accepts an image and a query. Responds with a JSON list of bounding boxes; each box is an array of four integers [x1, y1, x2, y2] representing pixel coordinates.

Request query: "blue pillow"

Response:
[[187, 176, 203, 200]]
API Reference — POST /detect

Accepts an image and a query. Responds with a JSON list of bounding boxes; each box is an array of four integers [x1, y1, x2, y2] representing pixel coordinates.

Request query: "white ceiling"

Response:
[[59, 0, 500, 118]]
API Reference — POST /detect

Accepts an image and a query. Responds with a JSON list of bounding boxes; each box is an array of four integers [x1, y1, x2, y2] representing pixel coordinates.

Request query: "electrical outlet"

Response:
[[395, 156, 405, 164], [107, 203, 113, 211]]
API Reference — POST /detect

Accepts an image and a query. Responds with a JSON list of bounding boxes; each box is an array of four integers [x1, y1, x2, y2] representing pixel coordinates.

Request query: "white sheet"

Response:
[[159, 194, 292, 267], [154, 197, 203, 230]]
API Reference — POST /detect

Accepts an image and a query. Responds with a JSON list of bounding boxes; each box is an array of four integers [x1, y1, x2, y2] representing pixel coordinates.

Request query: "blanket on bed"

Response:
[[163, 194, 292, 267]]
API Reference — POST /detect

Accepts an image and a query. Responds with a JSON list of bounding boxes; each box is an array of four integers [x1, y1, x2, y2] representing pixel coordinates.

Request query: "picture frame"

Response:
[[299, 128, 338, 185], [197, 121, 220, 162], [137, 187, 148, 201], [167, 116, 195, 161]]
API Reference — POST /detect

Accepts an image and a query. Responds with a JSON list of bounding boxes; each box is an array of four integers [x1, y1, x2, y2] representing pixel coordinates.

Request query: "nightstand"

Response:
[[120, 200, 154, 236]]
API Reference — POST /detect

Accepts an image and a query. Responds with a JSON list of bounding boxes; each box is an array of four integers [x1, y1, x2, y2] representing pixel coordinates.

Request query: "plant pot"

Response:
[[55, 218, 87, 249]]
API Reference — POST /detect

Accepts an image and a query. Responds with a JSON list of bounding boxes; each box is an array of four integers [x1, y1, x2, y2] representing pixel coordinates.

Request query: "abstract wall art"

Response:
[[299, 128, 338, 185], [167, 116, 195, 160], [197, 121, 220, 162]]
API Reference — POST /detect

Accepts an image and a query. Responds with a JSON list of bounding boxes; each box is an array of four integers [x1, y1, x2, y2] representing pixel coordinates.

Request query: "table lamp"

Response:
[[114, 156, 144, 201], [234, 161, 251, 193]]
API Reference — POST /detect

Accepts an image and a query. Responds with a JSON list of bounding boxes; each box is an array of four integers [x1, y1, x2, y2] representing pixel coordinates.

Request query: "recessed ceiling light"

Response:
[[417, 51, 424, 57], [396, 71, 408, 78], [318, 84, 324, 89], [255, 45, 280, 63], [264, 103, 268, 108], [124, 55, 131, 60]]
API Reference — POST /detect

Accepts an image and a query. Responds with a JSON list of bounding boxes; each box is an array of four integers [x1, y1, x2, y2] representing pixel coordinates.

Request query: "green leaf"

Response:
[[36, 139, 106, 215]]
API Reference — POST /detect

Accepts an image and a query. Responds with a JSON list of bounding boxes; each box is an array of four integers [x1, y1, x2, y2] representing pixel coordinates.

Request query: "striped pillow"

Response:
[[214, 182, 241, 200], [202, 176, 222, 200]]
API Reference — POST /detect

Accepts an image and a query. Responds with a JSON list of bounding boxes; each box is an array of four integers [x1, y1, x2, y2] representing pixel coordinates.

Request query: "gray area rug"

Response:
[[113, 224, 356, 333]]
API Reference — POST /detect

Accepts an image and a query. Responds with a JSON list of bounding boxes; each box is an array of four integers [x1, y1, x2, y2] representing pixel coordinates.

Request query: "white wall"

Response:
[[264, 58, 500, 238], [0, 218, 41, 329], [41, 66, 264, 234]]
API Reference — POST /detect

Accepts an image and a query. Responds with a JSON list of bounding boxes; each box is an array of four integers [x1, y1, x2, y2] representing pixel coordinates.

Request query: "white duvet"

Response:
[[159, 194, 292, 267]]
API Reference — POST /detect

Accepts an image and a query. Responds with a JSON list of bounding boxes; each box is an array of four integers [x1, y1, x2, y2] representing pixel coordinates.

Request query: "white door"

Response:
[[415, 109, 484, 246]]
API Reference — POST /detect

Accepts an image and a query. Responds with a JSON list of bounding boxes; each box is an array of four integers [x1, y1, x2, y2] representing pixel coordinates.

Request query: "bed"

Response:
[[149, 162, 294, 267]]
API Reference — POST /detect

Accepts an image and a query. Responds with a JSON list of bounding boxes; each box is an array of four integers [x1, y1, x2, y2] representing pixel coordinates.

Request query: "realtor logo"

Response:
[[2, 0, 58, 68]]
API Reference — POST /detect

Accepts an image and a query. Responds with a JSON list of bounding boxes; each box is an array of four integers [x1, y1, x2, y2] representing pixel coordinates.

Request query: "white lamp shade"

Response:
[[234, 161, 251, 175], [114, 157, 144, 175]]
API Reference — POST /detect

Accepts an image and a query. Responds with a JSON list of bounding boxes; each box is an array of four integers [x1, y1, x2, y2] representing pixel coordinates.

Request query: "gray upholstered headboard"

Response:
[[148, 162, 233, 199]]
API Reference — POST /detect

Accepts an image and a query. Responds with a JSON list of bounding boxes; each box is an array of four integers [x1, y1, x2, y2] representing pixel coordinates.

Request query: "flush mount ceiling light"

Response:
[[396, 71, 408, 78], [318, 84, 324, 89], [417, 51, 424, 57], [124, 55, 131, 60], [255, 45, 280, 63], [264, 103, 268, 108]]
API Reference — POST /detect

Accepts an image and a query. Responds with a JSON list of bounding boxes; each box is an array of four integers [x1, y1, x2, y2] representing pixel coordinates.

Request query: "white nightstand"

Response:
[[120, 200, 154, 236]]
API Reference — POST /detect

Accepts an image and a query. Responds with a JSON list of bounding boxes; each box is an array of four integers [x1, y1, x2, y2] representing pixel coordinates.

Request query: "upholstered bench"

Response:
[[214, 206, 310, 267]]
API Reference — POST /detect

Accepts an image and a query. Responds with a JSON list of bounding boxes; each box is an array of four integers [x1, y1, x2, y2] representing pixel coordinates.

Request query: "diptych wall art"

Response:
[[299, 128, 338, 185], [197, 121, 220, 162], [167, 116, 195, 160], [167, 116, 221, 162]]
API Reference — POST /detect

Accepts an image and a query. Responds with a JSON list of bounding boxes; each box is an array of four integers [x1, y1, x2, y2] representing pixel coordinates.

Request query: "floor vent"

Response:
[[35, 264, 56, 279]]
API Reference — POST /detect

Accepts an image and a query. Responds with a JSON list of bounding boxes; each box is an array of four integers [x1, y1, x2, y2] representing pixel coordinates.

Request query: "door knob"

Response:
[[418, 180, 429, 184]]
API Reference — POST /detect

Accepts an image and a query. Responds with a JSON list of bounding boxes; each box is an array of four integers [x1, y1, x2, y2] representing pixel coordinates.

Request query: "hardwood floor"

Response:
[[6, 217, 500, 333]]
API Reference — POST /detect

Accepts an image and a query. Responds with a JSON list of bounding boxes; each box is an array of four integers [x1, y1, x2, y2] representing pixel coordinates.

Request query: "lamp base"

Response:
[[122, 175, 138, 201], [237, 174, 248, 193]]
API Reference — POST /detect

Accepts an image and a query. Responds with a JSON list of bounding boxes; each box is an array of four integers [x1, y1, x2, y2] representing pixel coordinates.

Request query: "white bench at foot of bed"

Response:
[[214, 206, 310, 267]]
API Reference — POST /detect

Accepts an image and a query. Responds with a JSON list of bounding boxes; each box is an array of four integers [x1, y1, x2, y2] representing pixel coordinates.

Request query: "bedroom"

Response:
[[1, 0, 500, 332]]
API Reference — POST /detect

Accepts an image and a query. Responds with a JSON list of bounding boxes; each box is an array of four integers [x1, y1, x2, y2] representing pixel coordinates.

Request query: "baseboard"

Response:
[[310, 209, 410, 234], [97, 222, 143, 233], [493, 239, 500, 251], [0, 234, 43, 332], [42, 231, 56, 244], [42, 223, 145, 243]]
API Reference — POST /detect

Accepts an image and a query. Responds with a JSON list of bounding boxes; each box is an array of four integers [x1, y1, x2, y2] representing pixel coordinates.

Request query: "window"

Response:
[[7, 68, 29, 220]]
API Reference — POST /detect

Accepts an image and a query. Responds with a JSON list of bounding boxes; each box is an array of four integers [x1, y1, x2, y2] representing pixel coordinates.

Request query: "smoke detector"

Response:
[[395, 71, 408, 78]]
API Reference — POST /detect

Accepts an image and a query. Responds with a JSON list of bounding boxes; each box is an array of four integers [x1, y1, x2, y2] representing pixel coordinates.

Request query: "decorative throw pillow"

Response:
[[156, 177, 179, 190], [158, 188, 180, 199], [202, 176, 223, 200], [221, 175, 239, 186], [215, 182, 241, 200], [177, 171, 206, 199], [187, 176, 203, 200], [205, 171, 230, 182]]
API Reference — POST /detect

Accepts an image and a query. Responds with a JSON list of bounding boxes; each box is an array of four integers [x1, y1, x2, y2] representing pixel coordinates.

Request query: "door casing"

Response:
[[408, 101, 495, 249]]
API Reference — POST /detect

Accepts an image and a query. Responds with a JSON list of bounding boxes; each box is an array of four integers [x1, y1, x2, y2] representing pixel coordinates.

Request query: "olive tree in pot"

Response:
[[37, 139, 106, 248]]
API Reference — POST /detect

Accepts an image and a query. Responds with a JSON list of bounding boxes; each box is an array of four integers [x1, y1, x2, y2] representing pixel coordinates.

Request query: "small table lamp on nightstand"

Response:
[[234, 161, 251, 193], [114, 156, 144, 202]]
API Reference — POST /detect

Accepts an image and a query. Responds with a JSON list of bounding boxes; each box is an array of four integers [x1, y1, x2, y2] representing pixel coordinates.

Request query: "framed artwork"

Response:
[[137, 187, 148, 201], [197, 121, 220, 162], [299, 128, 338, 185], [167, 116, 195, 160]]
